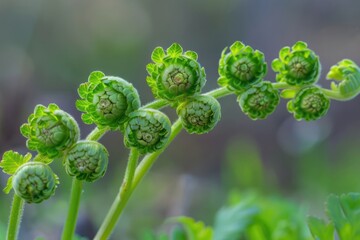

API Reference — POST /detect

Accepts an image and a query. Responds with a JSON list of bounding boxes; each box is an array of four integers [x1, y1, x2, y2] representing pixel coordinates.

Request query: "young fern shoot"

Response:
[[0, 40, 359, 240]]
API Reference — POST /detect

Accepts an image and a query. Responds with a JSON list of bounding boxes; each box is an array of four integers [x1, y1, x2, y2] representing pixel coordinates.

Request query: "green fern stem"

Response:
[[94, 87, 233, 239], [6, 195, 24, 240], [61, 178, 83, 240], [61, 127, 108, 240], [94, 119, 183, 240]]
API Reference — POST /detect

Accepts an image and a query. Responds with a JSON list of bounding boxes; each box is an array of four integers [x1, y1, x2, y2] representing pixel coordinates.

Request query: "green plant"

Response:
[[145, 192, 360, 240], [1, 41, 360, 239]]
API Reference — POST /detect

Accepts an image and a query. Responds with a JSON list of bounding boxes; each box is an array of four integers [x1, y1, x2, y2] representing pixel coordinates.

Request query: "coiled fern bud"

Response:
[[176, 95, 221, 134], [146, 43, 206, 102], [76, 71, 141, 130], [20, 104, 80, 159], [12, 162, 58, 203], [327, 59, 360, 100], [272, 41, 321, 86], [63, 141, 109, 182], [287, 86, 330, 121], [218, 41, 267, 91], [238, 81, 280, 120], [124, 109, 171, 154]]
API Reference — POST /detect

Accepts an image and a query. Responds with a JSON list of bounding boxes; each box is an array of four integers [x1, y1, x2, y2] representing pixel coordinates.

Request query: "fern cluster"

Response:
[[0, 41, 359, 239]]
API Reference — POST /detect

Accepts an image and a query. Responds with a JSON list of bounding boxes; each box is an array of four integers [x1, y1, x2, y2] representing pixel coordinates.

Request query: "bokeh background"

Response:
[[1, 0, 360, 239]]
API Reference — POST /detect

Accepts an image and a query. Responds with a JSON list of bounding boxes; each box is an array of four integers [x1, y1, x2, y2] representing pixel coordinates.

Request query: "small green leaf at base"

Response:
[[3, 175, 13, 194], [281, 89, 298, 99], [0, 151, 32, 175]]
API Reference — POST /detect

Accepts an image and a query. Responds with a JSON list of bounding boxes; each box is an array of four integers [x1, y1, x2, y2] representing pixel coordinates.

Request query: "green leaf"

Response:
[[327, 194, 347, 234], [330, 82, 339, 91], [3, 175, 13, 194], [279, 47, 290, 61], [151, 47, 165, 63], [170, 217, 213, 240], [76, 100, 89, 112], [146, 63, 156, 75], [167, 43, 183, 57], [327, 67, 343, 81], [171, 226, 187, 240], [293, 41, 308, 51], [0, 151, 32, 175], [81, 113, 93, 125], [307, 216, 334, 240], [184, 51, 198, 60], [271, 59, 283, 71], [230, 41, 245, 56], [326, 193, 360, 240], [34, 104, 46, 117], [280, 89, 297, 99], [217, 77, 228, 87], [78, 83, 88, 98], [88, 71, 105, 83], [48, 103, 59, 111], [20, 123, 30, 137], [213, 199, 258, 240]]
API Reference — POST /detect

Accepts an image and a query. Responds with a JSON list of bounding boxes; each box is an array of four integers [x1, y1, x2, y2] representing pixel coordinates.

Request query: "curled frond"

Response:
[[12, 162, 59, 203], [327, 59, 360, 100], [218, 41, 267, 91], [238, 81, 280, 120], [124, 109, 171, 154], [272, 41, 321, 86], [287, 86, 330, 121], [63, 141, 109, 182], [146, 43, 206, 102], [76, 71, 141, 130], [20, 104, 80, 159], [177, 95, 221, 134]]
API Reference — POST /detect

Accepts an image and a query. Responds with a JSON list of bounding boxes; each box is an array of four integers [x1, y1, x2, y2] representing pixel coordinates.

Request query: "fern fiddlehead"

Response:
[[2, 40, 360, 240], [76, 71, 141, 130], [272, 41, 321, 86], [287, 86, 330, 121], [218, 41, 267, 91], [63, 141, 109, 182], [124, 109, 172, 154], [12, 162, 58, 204], [20, 104, 80, 159], [326, 59, 360, 100], [176, 95, 221, 134], [238, 81, 280, 120], [146, 43, 206, 103]]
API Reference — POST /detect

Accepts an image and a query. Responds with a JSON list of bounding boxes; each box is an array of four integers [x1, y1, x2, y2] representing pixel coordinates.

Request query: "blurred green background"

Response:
[[1, 0, 360, 239]]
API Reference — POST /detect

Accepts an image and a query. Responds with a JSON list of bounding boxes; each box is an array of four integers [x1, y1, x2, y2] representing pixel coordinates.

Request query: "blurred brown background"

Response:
[[1, 0, 360, 239]]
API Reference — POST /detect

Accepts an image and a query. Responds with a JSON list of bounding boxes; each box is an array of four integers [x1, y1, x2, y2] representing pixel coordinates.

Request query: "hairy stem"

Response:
[[120, 149, 140, 200], [61, 179, 83, 240], [272, 82, 294, 89], [61, 127, 108, 239], [142, 99, 169, 109], [95, 87, 233, 239], [94, 119, 183, 240], [86, 127, 109, 141], [6, 194, 24, 240], [204, 86, 232, 98], [94, 148, 141, 240], [142, 87, 232, 110], [130, 119, 183, 191]]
